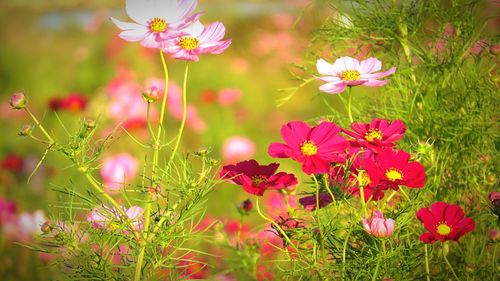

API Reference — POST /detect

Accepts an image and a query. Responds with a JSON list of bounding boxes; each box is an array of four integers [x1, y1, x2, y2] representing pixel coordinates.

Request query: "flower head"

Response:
[[100, 153, 138, 191], [298, 193, 334, 211], [9, 91, 27, 110], [316, 56, 396, 94], [48, 93, 88, 112], [362, 149, 426, 190], [362, 210, 395, 238], [268, 121, 348, 175], [344, 119, 406, 153], [220, 159, 298, 196], [163, 20, 231, 61], [416, 202, 475, 243], [111, 0, 201, 49]]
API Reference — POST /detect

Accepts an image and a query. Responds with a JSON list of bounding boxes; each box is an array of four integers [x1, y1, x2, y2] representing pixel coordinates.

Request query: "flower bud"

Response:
[[238, 199, 253, 214], [142, 86, 160, 103], [362, 210, 395, 238], [84, 118, 96, 129], [194, 147, 209, 157], [18, 125, 33, 136], [489, 229, 500, 241], [41, 221, 53, 233], [9, 91, 27, 110]]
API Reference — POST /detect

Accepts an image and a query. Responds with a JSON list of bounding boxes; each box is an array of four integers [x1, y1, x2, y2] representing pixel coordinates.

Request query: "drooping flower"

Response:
[[222, 136, 256, 163], [87, 205, 144, 232], [100, 153, 138, 191], [163, 20, 232, 61], [362, 210, 395, 238], [268, 121, 349, 175], [362, 149, 426, 191], [298, 193, 334, 211], [220, 160, 298, 196], [111, 0, 200, 49], [315, 56, 396, 94], [344, 119, 406, 153], [416, 202, 476, 244]]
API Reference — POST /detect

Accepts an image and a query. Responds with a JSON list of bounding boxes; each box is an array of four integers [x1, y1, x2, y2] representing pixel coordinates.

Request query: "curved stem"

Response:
[[156, 50, 170, 143], [168, 62, 189, 166], [443, 246, 460, 281], [425, 244, 431, 281]]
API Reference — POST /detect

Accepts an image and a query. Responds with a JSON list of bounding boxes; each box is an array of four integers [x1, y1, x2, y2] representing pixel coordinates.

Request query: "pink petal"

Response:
[[362, 79, 389, 87], [316, 59, 335, 75], [358, 57, 382, 74], [198, 22, 226, 43], [319, 81, 347, 94], [119, 29, 150, 42], [361, 67, 396, 79]]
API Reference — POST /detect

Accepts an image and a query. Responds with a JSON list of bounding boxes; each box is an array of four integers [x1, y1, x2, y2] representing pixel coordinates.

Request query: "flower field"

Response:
[[0, 0, 498, 280]]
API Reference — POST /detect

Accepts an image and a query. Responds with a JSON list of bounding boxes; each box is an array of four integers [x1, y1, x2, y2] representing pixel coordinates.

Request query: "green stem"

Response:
[[443, 246, 460, 281], [342, 230, 351, 279], [358, 184, 369, 218], [25, 108, 54, 144], [425, 244, 431, 281], [347, 87, 354, 123], [146, 103, 156, 144], [168, 62, 189, 166], [312, 175, 325, 259]]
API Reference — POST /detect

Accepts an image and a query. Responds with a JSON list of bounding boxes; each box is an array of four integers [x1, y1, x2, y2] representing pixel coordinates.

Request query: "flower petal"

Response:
[[316, 59, 335, 75], [359, 57, 382, 74], [198, 21, 226, 43]]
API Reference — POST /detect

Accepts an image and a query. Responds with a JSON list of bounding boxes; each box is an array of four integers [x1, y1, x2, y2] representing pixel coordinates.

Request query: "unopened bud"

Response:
[[238, 199, 253, 214], [142, 86, 160, 103], [41, 221, 52, 233], [194, 147, 209, 157], [18, 125, 33, 137], [84, 119, 96, 129], [9, 91, 27, 110]]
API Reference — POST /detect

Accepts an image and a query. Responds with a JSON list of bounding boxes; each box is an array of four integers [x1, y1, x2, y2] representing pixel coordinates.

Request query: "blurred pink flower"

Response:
[[222, 136, 256, 163], [470, 40, 488, 55], [163, 20, 232, 61], [100, 153, 138, 191], [218, 88, 242, 107], [265, 192, 297, 218], [111, 0, 200, 49], [87, 205, 144, 232], [0, 197, 16, 223], [316, 56, 396, 94], [147, 78, 207, 133], [362, 210, 395, 238], [3, 210, 47, 242]]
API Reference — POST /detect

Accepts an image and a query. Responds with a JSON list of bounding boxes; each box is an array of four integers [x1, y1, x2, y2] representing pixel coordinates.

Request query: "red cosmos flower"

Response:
[[268, 121, 349, 175], [49, 93, 87, 112], [1, 154, 24, 172], [298, 193, 334, 211], [416, 202, 476, 243], [344, 118, 406, 153], [362, 149, 426, 190], [220, 160, 298, 196]]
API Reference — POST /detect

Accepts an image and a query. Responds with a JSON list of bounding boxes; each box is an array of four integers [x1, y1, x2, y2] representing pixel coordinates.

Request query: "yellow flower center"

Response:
[[300, 141, 318, 156], [341, 70, 361, 81], [109, 221, 120, 231], [385, 168, 403, 182], [251, 175, 267, 185], [365, 128, 383, 142], [178, 37, 200, 50], [149, 18, 167, 33], [436, 223, 451, 235], [358, 170, 371, 186]]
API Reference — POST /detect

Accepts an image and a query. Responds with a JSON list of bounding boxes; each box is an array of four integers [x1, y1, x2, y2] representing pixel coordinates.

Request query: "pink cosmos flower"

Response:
[[87, 205, 144, 232], [222, 136, 256, 163], [100, 153, 138, 191], [268, 121, 349, 175], [315, 56, 396, 94], [362, 210, 395, 238], [111, 0, 200, 49], [0, 197, 16, 224], [362, 149, 426, 191], [344, 119, 406, 153], [416, 202, 475, 244], [163, 20, 231, 61], [3, 210, 47, 242], [220, 160, 298, 196], [218, 88, 242, 107]]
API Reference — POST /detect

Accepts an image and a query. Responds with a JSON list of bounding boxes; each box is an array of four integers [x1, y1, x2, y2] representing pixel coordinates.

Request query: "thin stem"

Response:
[[156, 50, 170, 142], [323, 174, 336, 206], [236, 214, 244, 249], [347, 87, 354, 123], [342, 230, 351, 278], [443, 246, 460, 281], [168, 62, 189, 166], [146, 103, 156, 144], [312, 174, 325, 259], [25, 108, 54, 144], [425, 244, 431, 281], [358, 184, 369, 218]]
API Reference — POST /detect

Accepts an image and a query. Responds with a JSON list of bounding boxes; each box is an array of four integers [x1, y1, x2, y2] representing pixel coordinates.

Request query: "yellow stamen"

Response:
[[385, 168, 403, 182], [341, 70, 361, 81], [149, 17, 167, 33], [365, 128, 383, 142], [436, 223, 451, 235], [178, 37, 200, 50], [300, 141, 318, 156], [251, 175, 267, 185], [358, 170, 371, 186]]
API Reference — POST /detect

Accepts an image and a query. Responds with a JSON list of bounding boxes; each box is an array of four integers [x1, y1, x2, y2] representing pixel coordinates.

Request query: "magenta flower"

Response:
[[111, 0, 200, 49], [344, 118, 406, 153], [100, 153, 138, 192], [163, 20, 231, 61], [362, 210, 395, 238], [316, 56, 396, 94], [220, 159, 298, 196], [298, 193, 334, 211], [87, 205, 144, 232], [268, 121, 349, 175]]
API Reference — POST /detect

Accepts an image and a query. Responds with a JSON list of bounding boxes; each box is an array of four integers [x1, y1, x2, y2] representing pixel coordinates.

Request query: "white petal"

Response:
[[118, 28, 149, 42], [126, 0, 158, 24], [111, 17, 145, 30], [198, 22, 226, 43], [172, 0, 198, 22], [333, 56, 359, 73], [359, 57, 382, 74], [182, 20, 205, 37], [316, 59, 334, 75]]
